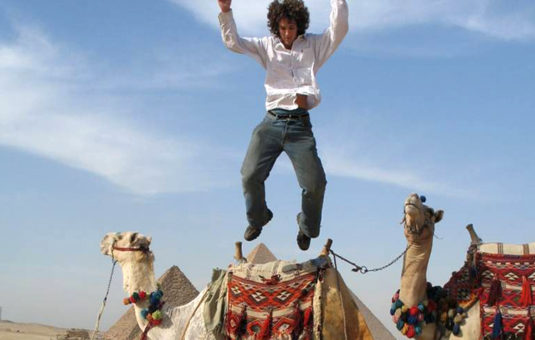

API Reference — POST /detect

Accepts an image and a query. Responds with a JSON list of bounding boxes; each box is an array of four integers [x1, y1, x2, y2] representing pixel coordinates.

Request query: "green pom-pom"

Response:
[[152, 310, 162, 320]]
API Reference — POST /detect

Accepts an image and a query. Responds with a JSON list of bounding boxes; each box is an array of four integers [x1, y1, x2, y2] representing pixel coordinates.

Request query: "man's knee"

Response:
[[303, 178, 327, 197], [241, 168, 264, 190]]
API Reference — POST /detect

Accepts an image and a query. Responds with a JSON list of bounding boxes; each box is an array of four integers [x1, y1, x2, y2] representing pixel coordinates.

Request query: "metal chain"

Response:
[[330, 244, 410, 274], [90, 259, 118, 340]]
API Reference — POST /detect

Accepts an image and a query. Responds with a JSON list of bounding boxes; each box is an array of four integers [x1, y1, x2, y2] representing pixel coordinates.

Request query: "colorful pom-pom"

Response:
[[397, 319, 405, 330], [406, 325, 416, 338], [141, 309, 148, 319], [123, 298, 131, 305], [152, 310, 162, 320], [139, 291, 146, 299]]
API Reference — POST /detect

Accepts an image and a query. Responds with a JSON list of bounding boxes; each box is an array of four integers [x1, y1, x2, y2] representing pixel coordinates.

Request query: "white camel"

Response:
[[395, 193, 535, 340], [100, 232, 374, 340]]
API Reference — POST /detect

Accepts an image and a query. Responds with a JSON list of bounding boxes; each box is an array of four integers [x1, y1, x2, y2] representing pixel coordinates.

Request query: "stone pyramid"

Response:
[[352, 293, 396, 340], [246, 244, 395, 340], [246, 243, 277, 264], [105, 265, 199, 340]]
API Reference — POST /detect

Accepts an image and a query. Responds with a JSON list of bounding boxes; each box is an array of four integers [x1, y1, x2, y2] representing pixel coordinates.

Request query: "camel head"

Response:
[[402, 193, 444, 243], [100, 231, 153, 263]]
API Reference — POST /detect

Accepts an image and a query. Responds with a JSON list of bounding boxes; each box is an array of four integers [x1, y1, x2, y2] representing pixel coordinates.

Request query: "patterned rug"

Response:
[[224, 261, 320, 340], [443, 248, 535, 339], [478, 252, 535, 339]]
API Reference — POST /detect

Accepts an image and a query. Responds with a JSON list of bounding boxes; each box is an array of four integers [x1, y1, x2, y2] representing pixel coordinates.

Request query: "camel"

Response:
[[100, 232, 374, 340], [395, 193, 535, 340]]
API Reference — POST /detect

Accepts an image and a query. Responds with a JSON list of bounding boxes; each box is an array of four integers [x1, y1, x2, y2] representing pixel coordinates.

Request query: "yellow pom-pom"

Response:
[[401, 323, 409, 334], [401, 305, 408, 313]]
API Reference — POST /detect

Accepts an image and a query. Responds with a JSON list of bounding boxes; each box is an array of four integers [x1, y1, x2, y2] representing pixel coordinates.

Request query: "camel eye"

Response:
[[130, 232, 138, 244]]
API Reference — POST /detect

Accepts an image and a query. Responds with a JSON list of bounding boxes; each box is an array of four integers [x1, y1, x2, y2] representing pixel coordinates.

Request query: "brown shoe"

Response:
[[244, 225, 262, 241], [297, 230, 311, 251], [244, 209, 273, 241]]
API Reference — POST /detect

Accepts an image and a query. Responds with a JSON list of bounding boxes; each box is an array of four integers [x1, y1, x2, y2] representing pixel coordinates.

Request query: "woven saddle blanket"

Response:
[[224, 259, 327, 340], [444, 243, 535, 339]]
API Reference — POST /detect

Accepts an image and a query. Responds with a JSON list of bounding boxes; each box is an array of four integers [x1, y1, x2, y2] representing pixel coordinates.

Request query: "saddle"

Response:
[[444, 242, 535, 339], [224, 258, 328, 340]]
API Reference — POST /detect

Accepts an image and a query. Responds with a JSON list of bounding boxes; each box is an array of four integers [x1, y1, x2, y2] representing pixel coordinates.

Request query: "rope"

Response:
[[330, 244, 410, 274], [90, 259, 118, 340], [332, 254, 349, 340]]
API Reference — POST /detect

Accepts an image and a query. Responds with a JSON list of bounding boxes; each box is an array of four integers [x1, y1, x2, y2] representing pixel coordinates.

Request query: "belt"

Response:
[[268, 110, 309, 120]]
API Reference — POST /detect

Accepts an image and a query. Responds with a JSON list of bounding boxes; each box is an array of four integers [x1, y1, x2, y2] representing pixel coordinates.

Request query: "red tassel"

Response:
[[521, 276, 533, 307], [488, 278, 502, 306], [525, 315, 533, 340], [257, 309, 272, 340], [302, 307, 313, 340], [292, 303, 302, 337]]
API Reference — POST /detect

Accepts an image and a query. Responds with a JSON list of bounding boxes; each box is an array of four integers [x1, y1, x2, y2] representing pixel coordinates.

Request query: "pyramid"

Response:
[[246, 244, 395, 340], [105, 266, 199, 340], [352, 293, 396, 340], [246, 243, 277, 264]]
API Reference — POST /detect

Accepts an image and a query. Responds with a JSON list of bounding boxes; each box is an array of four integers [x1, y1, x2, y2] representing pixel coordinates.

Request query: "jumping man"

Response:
[[217, 0, 348, 250]]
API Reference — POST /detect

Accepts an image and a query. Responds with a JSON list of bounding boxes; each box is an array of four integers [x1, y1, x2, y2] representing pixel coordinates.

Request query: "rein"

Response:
[[330, 245, 410, 274], [90, 258, 118, 340]]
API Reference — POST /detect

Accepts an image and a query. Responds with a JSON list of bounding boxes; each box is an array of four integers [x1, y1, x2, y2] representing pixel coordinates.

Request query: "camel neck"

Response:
[[121, 260, 157, 296], [399, 239, 433, 307]]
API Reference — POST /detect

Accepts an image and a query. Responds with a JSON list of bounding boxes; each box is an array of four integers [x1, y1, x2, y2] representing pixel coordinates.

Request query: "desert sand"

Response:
[[0, 321, 91, 340]]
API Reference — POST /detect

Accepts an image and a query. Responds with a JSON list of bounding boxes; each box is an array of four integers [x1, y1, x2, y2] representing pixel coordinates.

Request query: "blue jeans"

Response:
[[241, 112, 327, 238]]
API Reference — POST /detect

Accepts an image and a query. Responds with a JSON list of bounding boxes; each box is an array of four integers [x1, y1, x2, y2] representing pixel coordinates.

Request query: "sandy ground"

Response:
[[0, 321, 90, 340]]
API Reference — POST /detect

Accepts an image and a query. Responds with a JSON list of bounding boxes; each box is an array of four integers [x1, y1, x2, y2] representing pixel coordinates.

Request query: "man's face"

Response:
[[278, 17, 298, 49]]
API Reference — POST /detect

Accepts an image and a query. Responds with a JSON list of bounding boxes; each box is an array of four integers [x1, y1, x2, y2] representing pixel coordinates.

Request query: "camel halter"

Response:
[[90, 243, 150, 340]]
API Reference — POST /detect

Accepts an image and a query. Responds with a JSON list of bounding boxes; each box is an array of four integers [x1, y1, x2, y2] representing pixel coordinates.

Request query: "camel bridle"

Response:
[[113, 245, 150, 252], [403, 202, 433, 236]]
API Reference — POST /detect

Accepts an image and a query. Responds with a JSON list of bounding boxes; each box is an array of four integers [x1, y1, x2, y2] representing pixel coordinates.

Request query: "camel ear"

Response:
[[434, 210, 444, 223], [100, 232, 119, 256]]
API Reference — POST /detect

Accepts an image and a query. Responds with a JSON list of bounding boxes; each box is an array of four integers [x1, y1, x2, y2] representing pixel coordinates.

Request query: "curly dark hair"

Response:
[[267, 0, 310, 37]]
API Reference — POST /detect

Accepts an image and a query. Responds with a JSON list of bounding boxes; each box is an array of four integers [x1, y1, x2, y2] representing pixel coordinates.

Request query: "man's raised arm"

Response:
[[217, 0, 268, 68]]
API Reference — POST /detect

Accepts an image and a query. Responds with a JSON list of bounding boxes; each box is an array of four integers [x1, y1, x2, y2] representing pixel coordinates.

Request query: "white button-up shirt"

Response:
[[218, 0, 348, 111]]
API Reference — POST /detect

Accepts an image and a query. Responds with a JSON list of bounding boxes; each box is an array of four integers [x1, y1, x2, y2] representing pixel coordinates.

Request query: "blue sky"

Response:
[[0, 0, 534, 337]]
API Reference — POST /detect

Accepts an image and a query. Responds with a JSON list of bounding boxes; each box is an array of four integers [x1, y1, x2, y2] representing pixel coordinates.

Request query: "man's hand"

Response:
[[295, 94, 310, 110], [218, 0, 231, 13]]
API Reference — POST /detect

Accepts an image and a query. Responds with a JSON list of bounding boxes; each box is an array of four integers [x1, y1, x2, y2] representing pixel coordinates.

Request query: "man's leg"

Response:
[[284, 120, 327, 249], [241, 116, 282, 239]]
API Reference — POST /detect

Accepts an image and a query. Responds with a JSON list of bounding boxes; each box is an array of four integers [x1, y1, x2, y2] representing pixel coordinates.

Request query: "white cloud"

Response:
[[322, 151, 476, 199], [170, 0, 535, 41], [0, 25, 238, 195]]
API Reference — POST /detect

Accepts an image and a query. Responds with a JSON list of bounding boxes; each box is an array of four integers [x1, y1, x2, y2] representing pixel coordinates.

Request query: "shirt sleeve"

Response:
[[218, 10, 268, 69], [312, 0, 349, 72]]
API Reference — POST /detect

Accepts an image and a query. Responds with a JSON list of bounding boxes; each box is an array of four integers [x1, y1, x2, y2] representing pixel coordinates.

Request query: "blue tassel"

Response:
[[453, 323, 460, 336], [492, 308, 503, 339]]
